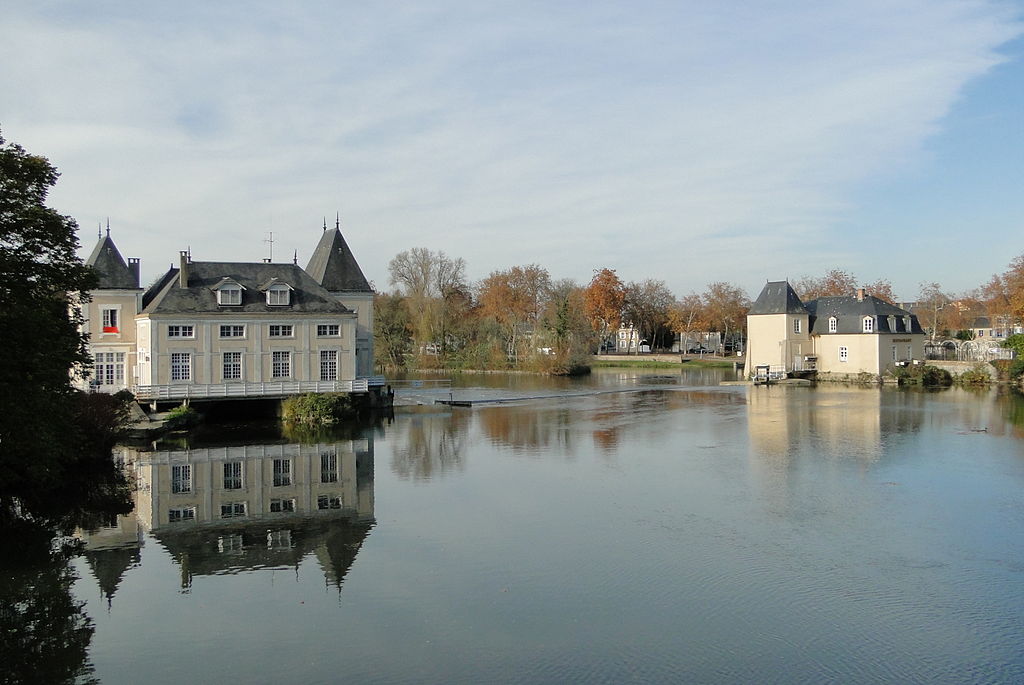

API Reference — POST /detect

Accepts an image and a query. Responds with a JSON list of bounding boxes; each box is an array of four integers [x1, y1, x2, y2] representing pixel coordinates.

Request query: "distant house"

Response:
[[80, 223, 375, 394], [970, 316, 1021, 341], [746, 281, 925, 379]]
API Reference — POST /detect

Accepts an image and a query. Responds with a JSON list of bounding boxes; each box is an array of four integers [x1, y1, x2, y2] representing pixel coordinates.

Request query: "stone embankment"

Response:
[[927, 361, 999, 381]]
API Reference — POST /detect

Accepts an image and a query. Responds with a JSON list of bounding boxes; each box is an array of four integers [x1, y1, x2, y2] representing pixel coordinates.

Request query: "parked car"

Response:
[[687, 345, 709, 354]]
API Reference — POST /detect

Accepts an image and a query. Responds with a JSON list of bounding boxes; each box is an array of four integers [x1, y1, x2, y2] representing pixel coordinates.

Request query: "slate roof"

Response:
[[141, 261, 352, 315], [305, 227, 373, 293], [749, 281, 809, 315], [85, 233, 139, 289], [806, 296, 923, 335]]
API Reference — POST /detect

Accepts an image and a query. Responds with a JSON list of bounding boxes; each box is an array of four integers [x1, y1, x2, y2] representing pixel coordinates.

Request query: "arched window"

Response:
[[828, 316, 837, 333]]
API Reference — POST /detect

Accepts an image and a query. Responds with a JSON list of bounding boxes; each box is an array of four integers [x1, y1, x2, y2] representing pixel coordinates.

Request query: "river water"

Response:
[[31, 369, 1024, 682]]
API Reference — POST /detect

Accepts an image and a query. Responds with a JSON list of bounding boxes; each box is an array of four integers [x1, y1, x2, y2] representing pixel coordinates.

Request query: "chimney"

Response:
[[856, 287, 865, 301], [179, 251, 190, 288], [128, 258, 141, 288]]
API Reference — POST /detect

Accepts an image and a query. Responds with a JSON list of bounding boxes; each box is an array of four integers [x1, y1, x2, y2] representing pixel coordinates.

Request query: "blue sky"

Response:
[[2, 1, 1021, 301]]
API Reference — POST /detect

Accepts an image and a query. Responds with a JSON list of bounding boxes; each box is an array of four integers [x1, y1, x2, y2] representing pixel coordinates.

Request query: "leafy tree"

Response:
[[387, 247, 467, 358], [0, 132, 101, 518], [667, 293, 710, 351], [702, 282, 750, 351], [793, 269, 857, 300], [917, 282, 950, 341], [373, 292, 412, 369], [477, 264, 551, 359], [1003, 333, 1024, 358], [623, 279, 675, 352], [583, 268, 625, 350], [864, 278, 896, 303]]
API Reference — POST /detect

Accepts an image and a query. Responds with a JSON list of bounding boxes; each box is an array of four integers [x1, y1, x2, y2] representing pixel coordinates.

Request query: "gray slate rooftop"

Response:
[[749, 281, 808, 315], [85, 233, 139, 289], [305, 227, 373, 293], [142, 261, 352, 315]]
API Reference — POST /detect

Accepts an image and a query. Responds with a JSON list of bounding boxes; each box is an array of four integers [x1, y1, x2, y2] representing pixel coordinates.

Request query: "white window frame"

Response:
[[170, 352, 192, 381], [223, 351, 242, 380], [793, 319, 801, 334], [317, 494, 342, 510], [320, 451, 338, 483], [94, 351, 125, 386], [319, 349, 338, 381], [271, 350, 291, 379], [270, 498, 296, 513], [100, 307, 120, 333], [268, 324, 294, 338], [839, 346, 849, 362], [828, 317, 837, 333], [171, 464, 192, 493], [219, 324, 245, 338], [892, 345, 898, 361], [223, 461, 243, 490], [168, 507, 196, 523], [273, 458, 292, 487], [862, 317, 874, 333], [317, 324, 340, 337], [220, 501, 247, 518], [217, 286, 242, 306], [167, 324, 195, 339], [266, 285, 290, 306]]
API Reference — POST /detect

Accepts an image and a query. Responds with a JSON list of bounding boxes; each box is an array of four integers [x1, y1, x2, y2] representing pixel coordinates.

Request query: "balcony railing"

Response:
[[133, 379, 371, 401]]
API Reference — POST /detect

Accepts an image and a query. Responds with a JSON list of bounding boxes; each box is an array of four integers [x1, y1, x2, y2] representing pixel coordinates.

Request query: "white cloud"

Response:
[[1, 1, 1020, 298]]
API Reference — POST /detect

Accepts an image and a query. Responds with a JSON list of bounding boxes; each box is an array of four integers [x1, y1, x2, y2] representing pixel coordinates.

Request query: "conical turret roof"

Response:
[[86, 232, 139, 289], [305, 226, 372, 293]]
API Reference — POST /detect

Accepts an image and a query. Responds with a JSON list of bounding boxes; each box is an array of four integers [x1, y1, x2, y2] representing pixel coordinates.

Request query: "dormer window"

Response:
[[212, 278, 246, 306], [260, 278, 293, 306], [267, 284, 290, 306], [828, 317, 837, 333], [793, 319, 802, 334], [888, 315, 896, 331], [904, 316, 911, 332], [862, 316, 874, 333], [219, 287, 242, 305]]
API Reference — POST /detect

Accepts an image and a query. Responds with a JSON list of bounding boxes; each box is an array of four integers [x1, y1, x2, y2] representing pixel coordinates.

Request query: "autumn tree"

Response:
[[864, 278, 896, 304], [667, 293, 709, 351], [702, 282, 750, 351], [792, 269, 857, 300], [622, 279, 675, 352], [583, 268, 626, 350], [477, 264, 551, 360]]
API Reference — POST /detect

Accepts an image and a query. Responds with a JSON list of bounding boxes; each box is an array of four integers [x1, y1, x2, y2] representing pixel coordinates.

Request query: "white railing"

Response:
[[133, 379, 370, 401]]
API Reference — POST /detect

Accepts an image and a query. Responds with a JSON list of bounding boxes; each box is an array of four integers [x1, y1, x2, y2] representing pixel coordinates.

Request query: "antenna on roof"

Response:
[[264, 232, 274, 262], [106, 217, 110, 236], [335, 212, 340, 230], [322, 217, 327, 232], [97, 222, 102, 239], [293, 249, 298, 265]]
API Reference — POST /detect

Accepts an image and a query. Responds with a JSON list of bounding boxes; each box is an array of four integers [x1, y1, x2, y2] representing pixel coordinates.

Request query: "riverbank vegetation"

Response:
[[375, 248, 752, 374], [282, 392, 362, 427], [376, 248, 1024, 377]]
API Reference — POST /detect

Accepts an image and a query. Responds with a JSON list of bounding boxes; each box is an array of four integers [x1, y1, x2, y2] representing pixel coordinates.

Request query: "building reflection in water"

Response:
[[79, 436, 375, 595]]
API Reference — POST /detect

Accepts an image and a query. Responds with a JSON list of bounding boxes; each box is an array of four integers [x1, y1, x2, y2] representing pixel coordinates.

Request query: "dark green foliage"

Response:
[[1009, 358, 1024, 381], [956, 364, 993, 386], [1002, 333, 1024, 357], [893, 364, 953, 387], [282, 393, 359, 426], [165, 403, 201, 431], [0, 132, 131, 529]]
